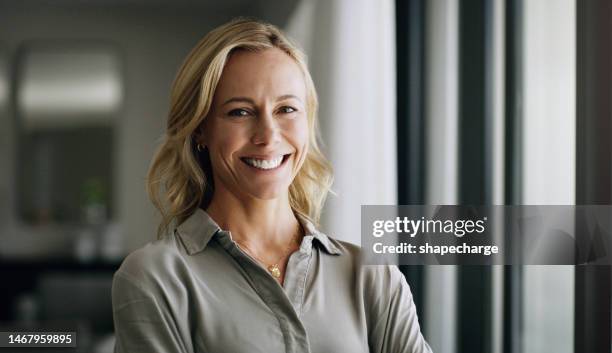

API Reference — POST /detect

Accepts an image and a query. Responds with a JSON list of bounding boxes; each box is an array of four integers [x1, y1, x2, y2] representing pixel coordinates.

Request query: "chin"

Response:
[[245, 184, 290, 200]]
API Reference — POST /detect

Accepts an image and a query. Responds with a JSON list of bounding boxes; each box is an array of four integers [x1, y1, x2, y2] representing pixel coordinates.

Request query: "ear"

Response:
[[194, 124, 207, 147], [196, 135, 206, 148]]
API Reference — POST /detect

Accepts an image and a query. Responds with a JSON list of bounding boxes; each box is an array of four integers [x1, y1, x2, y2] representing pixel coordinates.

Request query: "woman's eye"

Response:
[[227, 109, 251, 117], [279, 106, 297, 114]]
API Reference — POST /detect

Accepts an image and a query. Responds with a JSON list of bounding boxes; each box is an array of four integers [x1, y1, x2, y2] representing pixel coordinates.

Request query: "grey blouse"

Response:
[[112, 208, 433, 353]]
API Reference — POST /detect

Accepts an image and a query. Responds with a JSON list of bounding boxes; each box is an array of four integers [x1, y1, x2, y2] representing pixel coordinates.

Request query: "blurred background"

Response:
[[0, 0, 610, 352]]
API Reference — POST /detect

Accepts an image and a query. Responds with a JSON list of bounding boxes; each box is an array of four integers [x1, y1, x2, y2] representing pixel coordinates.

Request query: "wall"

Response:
[[0, 1, 294, 256]]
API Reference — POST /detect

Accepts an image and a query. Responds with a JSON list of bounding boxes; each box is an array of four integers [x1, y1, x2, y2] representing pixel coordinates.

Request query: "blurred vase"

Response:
[[74, 228, 97, 263], [100, 222, 123, 262]]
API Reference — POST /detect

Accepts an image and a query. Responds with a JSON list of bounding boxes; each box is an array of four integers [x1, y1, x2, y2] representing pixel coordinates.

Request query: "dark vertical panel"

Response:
[[576, 1, 612, 352], [503, 1, 523, 353], [574, 267, 611, 353], [458, 267, 492, 353], [397, 0, 426, 205], [396, 0, 426, 330], [458, 1, 492, 353], [459, 0, 487, 204], [503, 264, 522, 353], [576, 0, 612, 202]]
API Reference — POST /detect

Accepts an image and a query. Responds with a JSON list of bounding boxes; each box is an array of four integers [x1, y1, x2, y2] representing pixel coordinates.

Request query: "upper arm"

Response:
[[366, 266, 433, 353], [112, 270, 193, 353]]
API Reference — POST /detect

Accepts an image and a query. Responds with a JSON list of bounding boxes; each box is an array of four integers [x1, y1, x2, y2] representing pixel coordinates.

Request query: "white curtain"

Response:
[[286, 0, 397, 245], [521, 1, 576, 353]]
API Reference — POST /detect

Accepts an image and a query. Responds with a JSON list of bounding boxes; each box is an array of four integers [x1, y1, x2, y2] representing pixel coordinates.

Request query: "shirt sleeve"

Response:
[[368, 266, 434, 353], [112, 271, 194, 353]]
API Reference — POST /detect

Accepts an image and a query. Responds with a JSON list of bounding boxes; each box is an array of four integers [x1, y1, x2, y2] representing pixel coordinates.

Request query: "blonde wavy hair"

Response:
[[147, 18, 333, 238]]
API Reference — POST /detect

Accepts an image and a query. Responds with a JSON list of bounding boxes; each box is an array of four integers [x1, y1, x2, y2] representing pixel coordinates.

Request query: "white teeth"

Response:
[[243, 156, 284, 170]]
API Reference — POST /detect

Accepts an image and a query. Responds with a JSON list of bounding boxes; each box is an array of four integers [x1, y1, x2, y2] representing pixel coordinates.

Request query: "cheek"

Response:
[[285, 117, 309, 170], [289, 117, 309, 149], [208, 122, 250, 165]]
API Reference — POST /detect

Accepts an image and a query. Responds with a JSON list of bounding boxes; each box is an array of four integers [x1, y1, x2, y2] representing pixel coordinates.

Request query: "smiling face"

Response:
[[200, 48, 309, 202]]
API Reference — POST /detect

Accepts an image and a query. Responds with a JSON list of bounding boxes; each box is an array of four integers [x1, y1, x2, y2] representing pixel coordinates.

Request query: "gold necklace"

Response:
[[235, 226, 302, 279]]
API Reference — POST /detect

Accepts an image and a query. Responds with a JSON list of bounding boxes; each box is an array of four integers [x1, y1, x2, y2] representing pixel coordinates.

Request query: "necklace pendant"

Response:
[[268, 264, 281, 278]]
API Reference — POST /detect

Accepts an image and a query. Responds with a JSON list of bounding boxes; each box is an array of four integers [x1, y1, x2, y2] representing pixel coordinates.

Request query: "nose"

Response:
[[251, 111, 281, 146]]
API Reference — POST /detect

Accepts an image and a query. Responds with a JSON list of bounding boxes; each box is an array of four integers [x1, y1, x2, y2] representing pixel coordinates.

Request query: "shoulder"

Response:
[[328, 237, 361, 257], [113, 233, 188, 291], [323, 237, 405, 289]]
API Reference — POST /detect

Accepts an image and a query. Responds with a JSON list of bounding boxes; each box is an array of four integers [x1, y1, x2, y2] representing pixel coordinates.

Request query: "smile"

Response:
[[241, 154, 290, 170]]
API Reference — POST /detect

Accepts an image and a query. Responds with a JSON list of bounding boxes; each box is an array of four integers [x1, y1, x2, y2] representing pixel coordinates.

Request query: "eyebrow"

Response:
[[221, 94, 302, 106]]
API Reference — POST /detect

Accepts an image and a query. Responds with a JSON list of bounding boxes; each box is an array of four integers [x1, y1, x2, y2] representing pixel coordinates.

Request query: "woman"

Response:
[[112, 18, 433, 353]]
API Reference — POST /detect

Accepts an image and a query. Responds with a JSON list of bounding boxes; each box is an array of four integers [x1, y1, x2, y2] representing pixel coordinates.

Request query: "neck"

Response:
[[204, 185, 301, 249]]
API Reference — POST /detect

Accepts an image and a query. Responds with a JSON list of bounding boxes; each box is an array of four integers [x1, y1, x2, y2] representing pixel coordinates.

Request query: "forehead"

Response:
[[213, 47, 306, 101]]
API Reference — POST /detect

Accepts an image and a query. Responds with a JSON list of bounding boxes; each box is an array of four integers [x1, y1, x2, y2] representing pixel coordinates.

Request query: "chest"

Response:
[[190, 287, 368, 353], [187, 241, 368, 353]]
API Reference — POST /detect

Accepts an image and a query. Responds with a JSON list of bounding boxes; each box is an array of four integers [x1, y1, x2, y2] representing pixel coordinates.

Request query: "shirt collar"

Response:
[[175, 208, 342, 256]]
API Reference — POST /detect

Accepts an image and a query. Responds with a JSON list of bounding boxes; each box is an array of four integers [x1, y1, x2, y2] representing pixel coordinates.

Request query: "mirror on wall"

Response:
[[15, 42, 122, 226]]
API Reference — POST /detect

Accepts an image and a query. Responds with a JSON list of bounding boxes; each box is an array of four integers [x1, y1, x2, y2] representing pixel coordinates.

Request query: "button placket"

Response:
[[283, 239, 313, 316], [215, 230, 312, 353]]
